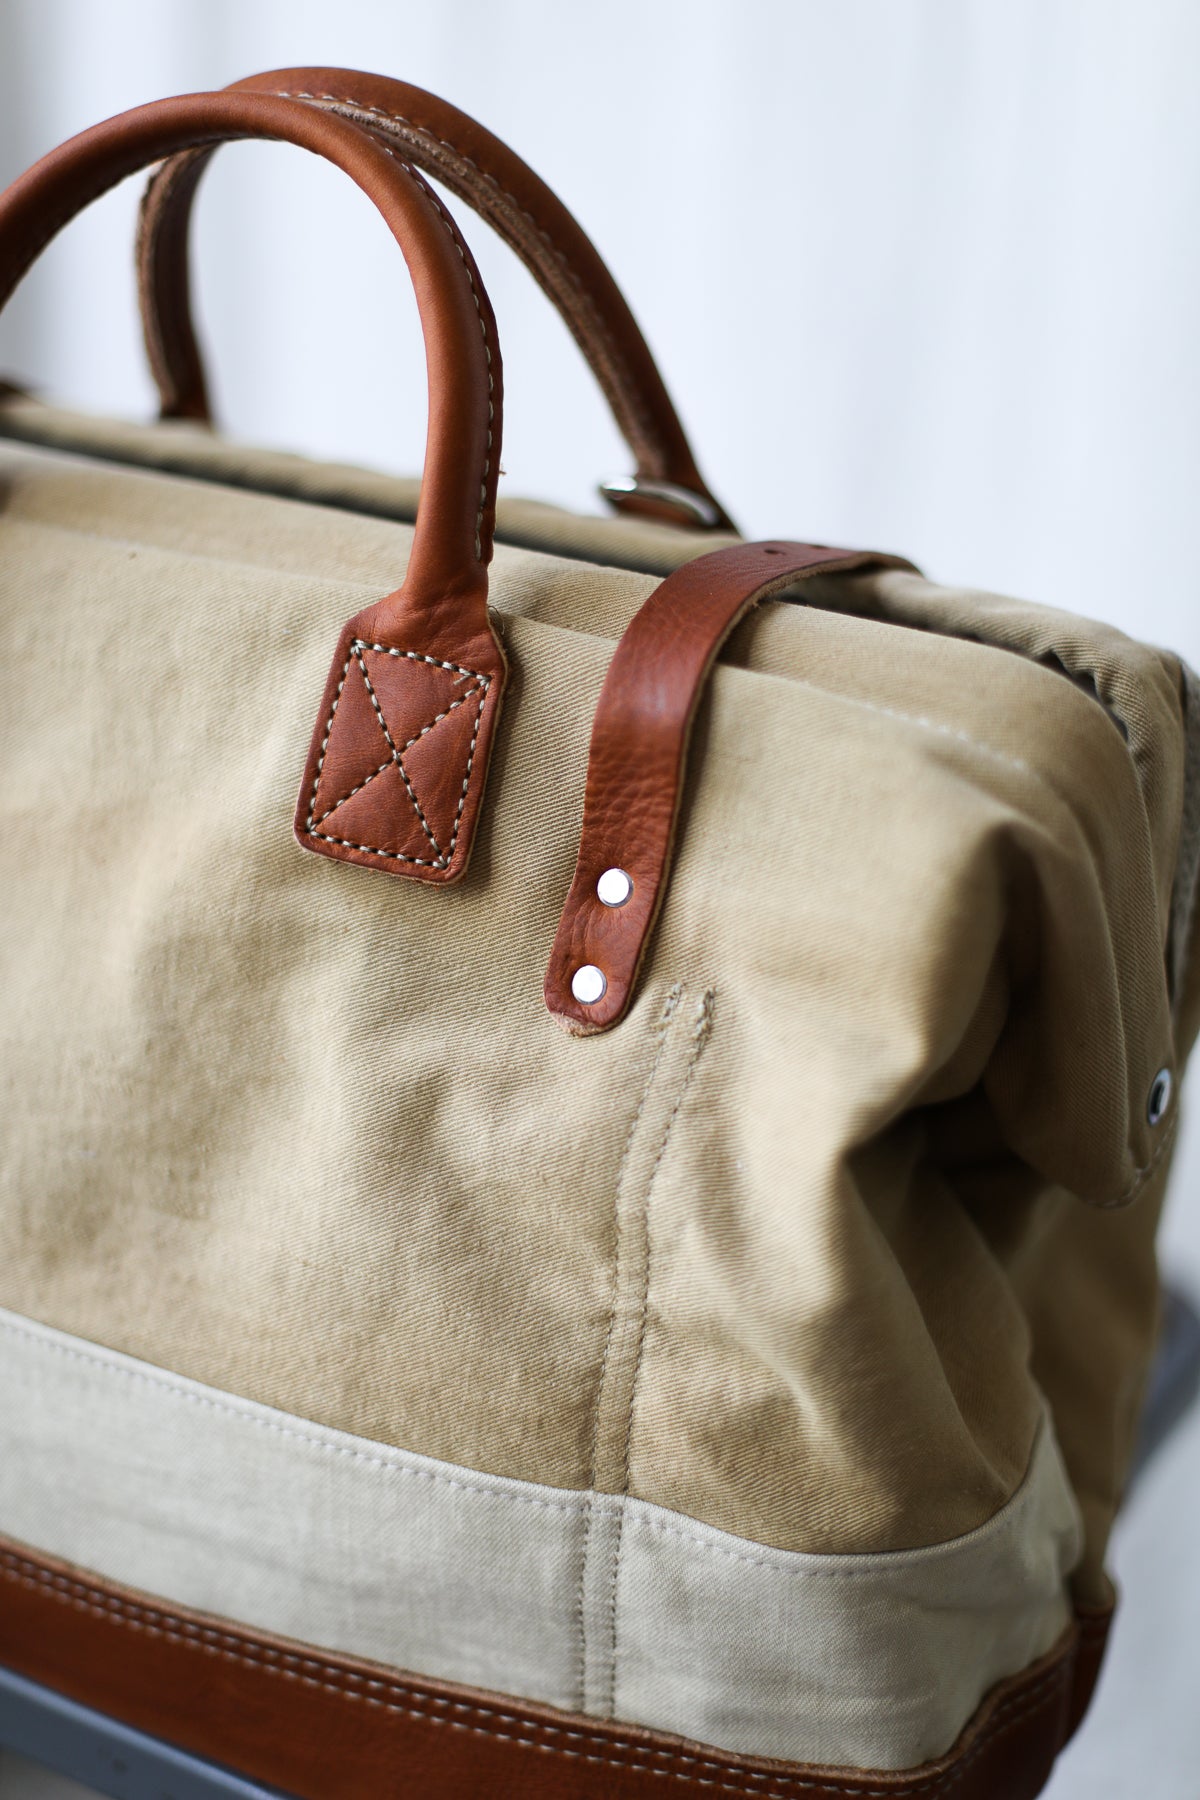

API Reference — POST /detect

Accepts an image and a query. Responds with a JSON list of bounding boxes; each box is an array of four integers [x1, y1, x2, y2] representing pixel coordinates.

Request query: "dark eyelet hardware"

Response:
[[1147, 1068, 1173, 1127]]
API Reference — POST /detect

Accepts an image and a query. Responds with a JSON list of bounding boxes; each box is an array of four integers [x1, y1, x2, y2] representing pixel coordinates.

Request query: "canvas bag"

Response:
[[0, 69, 1196, 1800]]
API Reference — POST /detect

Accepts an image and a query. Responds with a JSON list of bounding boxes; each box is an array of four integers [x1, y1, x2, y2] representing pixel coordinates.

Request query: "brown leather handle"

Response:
[[134, 66, 734, 531], [545, 541, 916, 1032], [0, 90, 508, 885]]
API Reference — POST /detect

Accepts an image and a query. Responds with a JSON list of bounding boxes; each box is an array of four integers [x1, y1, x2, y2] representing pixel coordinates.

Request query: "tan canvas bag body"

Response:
[[0, 70, 1195, 1800]]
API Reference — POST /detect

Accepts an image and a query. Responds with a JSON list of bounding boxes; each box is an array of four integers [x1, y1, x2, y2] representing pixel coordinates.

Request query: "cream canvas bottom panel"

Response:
[[0, 1308, 1081, 1770]]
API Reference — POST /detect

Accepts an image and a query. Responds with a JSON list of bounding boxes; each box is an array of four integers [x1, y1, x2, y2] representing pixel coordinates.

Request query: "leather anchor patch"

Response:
[[297, 637, 494, 877]]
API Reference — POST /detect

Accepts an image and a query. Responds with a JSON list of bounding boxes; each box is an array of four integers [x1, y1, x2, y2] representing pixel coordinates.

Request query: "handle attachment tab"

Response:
[[545, 541, 916, 1032]]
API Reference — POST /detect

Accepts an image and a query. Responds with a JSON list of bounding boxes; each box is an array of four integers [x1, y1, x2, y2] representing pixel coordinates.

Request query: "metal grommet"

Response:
[[596, 867, 633, 908], [571, 964, 607, 1005], [1147, 1067, 1173, 1127]]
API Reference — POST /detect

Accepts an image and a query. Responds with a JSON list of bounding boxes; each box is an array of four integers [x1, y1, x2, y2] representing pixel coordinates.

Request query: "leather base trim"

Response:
[[0, 1304, 1085, 1769], [0, 1535, 1109, 1800]]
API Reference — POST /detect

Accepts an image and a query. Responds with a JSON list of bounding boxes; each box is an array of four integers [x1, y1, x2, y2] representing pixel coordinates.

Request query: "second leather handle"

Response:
[[136, 66, 734, 530]]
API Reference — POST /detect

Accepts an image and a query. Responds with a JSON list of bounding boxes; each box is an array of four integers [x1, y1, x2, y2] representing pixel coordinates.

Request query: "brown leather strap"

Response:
[[0, 91, 508, 884], [545, 541, 916, 1031], [0, 1536, 1110, 1799], [134, 66, 733, 530]]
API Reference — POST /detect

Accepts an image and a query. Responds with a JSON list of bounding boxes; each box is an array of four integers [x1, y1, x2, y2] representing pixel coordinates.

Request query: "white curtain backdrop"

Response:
[[1, 5, 1199, 1794]]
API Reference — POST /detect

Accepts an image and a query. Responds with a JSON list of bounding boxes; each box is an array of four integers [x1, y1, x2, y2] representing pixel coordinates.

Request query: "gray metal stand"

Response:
[[0, 1666, 285, 1799]]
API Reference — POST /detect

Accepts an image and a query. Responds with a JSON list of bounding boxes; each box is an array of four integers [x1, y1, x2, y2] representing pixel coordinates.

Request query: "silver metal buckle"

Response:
[[598, 475, 724, 530]]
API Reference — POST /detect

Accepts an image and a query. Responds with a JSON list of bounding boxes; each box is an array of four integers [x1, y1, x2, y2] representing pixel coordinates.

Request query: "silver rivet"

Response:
[[597, 867, 633, 908], [571, 964, 607, 1005], [1148, 1067, 1173, 1126]]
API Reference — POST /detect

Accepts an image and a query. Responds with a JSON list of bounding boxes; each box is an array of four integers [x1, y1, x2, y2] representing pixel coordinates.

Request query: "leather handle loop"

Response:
[[545, 542, 917, 1032], [134, 66, 734, 532], [0, 90, 508, 884], [0, 90, 501, 617]]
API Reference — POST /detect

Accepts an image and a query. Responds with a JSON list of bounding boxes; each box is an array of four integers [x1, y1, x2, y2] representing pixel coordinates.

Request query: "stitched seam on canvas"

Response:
[[786, 683, 1049, 792], [303, 639, 491, 867], [606, 990, 715, 1718], [574, 984, 682, 1713], [0, 1318, 582, 1518], [0, 1310, 1057, 1576], [782, 675, 1174, 1200], [616, 1403, 1060, 1581], [1111, 1110, 1177, 1206], [622, 1511, 1057, 1577], [0, 1554, 1067, 1793], [0, 1313, 1062, 1572], [275, 91, 657, 459], [0, 1550, 1072, 1798], [780, 673, 1153, 852]]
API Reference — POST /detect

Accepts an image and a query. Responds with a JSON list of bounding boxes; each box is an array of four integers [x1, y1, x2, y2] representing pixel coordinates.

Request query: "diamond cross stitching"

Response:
[[304, 640, 490, 871]]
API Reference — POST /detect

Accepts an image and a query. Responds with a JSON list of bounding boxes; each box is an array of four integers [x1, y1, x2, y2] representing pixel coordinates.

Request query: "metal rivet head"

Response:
[[571, 964, 607, 1005], [1148, 1067, 1173, 1126], [597, 867, 633, 908]]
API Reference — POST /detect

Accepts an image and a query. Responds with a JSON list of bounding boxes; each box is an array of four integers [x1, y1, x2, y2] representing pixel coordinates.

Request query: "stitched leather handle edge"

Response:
[[0, 91, 508, 886], [134, 65, 734, 531]]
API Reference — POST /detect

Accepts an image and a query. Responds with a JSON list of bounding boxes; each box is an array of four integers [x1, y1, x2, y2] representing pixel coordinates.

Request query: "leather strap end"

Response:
[[544, 864, 666, 1034], [545, 543, 916, 1031]]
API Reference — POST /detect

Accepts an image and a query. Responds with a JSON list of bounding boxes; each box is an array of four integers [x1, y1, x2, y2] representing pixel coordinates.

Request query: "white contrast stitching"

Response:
[[449, 680, 487, 856], [0, 1311, 1063, 1581], [607, 991, 715, 1717], [0, 1317, 582, 1519], [304, 646, 352, 828], [411, 169, 494, 560], [312, 756, 392, 826], [359, 641, 486, 677], [0, 1548, 1076, 1797], [303, 639, 490, 868], [346, 643, 443, 858], [782, 678, 1068, 810], [624, 1509, 1042, 1578], [575, 985, 682, 1711], [312, 684, 484, 829], [309, 831, 447, 866], [352, 130, 494, 560]]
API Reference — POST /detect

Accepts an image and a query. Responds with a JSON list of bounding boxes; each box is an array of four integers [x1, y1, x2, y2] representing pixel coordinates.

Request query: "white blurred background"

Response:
[[0, 2, 1198, 1795]]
